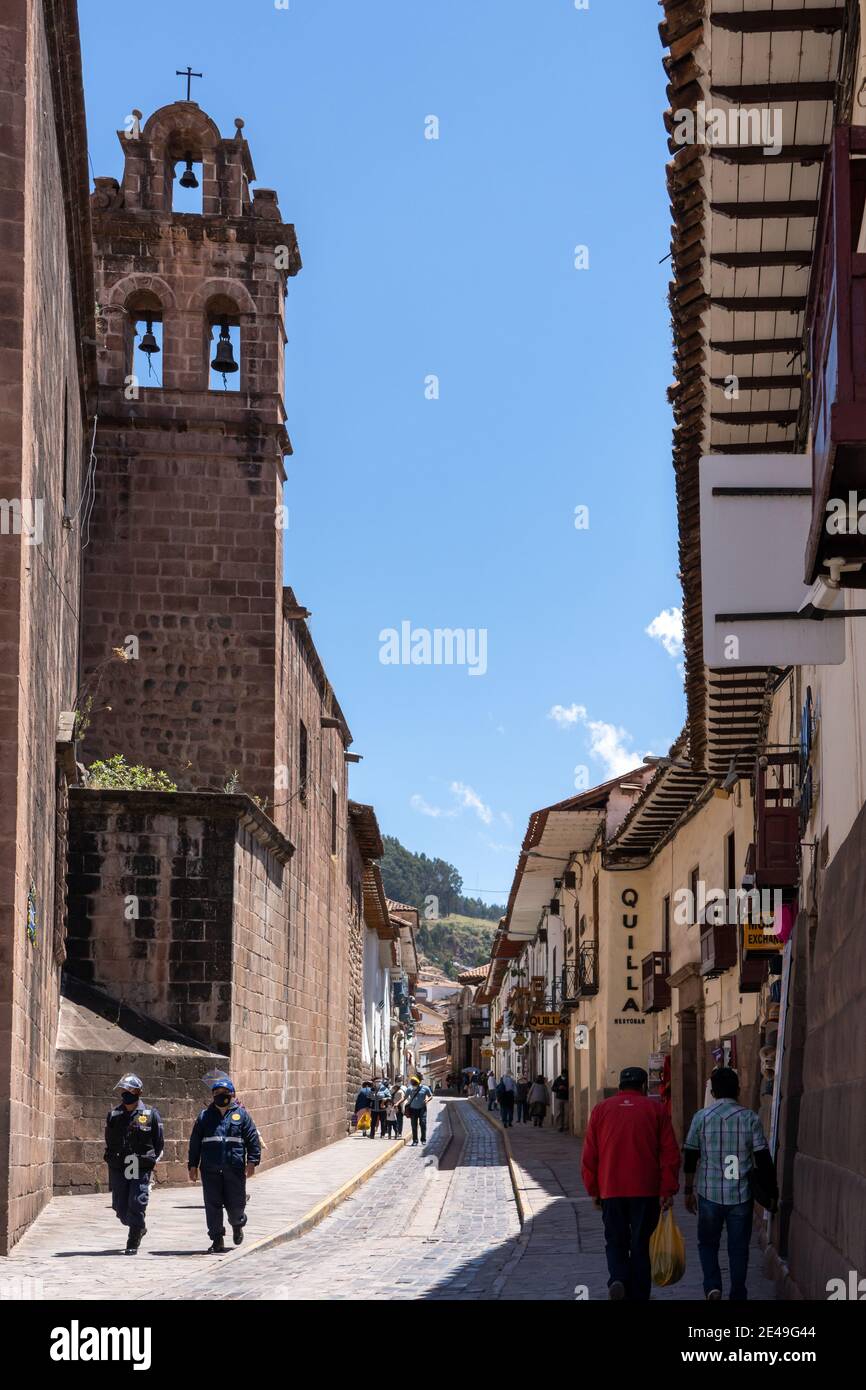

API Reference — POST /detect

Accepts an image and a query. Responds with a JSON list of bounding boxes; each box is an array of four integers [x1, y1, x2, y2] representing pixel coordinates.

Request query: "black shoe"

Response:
[[208, 1236, 226, 1253], [232, 1224, 245, 1246], [125, 1223, 145, 1254], [608, 1280, 626, 1301]]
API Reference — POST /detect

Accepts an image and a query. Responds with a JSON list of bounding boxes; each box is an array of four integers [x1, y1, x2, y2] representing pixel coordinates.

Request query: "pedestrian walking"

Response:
[[683, 1066, 778, 1302], [405, 1073, 433, 1145], [552, 1070, 569, 1132], [392, 1077, 407, 1137], [486, 1070, 498, 1111], [581, 1066, 680, 1301], [384, 1096, 398, 1139], [527, 1075, 551, 1126], [103, 1073, 164, 1255], [354, 1079, 373, 1128], [188, 1076, 261, 1253], [496, 1071, 517, 1127], [368, 1078, 391, 1139], [515, 1075, 530, 1124]]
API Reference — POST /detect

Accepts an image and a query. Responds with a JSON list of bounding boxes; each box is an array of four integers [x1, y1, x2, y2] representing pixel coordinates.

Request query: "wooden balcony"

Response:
[[805, 125, 866, 584], [700, 922, 738, 978], [642, 951, 671, 1012], [755, 752, 801, 889]]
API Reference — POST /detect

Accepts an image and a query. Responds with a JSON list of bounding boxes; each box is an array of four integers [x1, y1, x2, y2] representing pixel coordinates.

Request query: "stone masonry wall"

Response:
[[0, 0, 90, 1253], [65, 791, 236, 1051], [54, 1046, 226, 1193], [346, 831, 364, 1117], [787, 796, 866, 1298]]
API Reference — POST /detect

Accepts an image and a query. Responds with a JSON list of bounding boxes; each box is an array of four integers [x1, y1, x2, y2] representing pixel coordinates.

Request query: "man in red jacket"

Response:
[[581, 1066, 681, 1301]]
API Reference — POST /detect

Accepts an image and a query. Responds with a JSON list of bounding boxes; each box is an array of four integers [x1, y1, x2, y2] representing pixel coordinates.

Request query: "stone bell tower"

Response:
[[82, 101, 301, 799]]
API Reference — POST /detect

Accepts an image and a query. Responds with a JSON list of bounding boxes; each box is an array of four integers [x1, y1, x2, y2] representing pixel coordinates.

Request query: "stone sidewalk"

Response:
[[0, 1131, 404, 1301], [475, 1101, 778, 1301]]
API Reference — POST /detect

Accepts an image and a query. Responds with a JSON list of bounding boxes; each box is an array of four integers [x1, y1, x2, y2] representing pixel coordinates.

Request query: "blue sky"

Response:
[[79, 0, 684, 905]]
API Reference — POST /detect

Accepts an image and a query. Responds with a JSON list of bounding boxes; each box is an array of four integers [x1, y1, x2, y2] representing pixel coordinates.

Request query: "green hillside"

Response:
[[380, 835, 505, 922], [415, 914, 497, 981]]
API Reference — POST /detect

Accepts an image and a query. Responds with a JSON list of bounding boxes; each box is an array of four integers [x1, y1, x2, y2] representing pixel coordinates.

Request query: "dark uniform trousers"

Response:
[[108, 1168, 151, 1230], [202, 1166, 247, 1240]]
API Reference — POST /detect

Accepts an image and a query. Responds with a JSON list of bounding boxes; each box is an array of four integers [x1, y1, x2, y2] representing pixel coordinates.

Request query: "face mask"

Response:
[[214, 1093, 231, 1107], [120, 1092, 139, 1105]]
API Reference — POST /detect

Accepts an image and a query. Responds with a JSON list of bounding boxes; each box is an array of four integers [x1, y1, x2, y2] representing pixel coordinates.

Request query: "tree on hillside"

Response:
[[380, 835, 504, 921]]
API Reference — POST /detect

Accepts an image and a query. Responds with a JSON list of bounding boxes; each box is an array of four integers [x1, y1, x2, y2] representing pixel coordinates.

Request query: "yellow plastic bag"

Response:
[[649, 1206, 686, 1286], [355, 1108, 371, 1131]]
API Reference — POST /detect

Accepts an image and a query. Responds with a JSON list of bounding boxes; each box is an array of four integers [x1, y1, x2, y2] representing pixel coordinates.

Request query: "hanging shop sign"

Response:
[[743, 922, 783, 954], [513, 1032, 528, 1048], [480, 1047, 493, 1057], [529, 1011, 562, 1031]]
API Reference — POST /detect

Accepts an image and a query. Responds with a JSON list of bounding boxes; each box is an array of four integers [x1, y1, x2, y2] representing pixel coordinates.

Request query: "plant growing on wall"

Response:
[[85, 755, 177, 791]]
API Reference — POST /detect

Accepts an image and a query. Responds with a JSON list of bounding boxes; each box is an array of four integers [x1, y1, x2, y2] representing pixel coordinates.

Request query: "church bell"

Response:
[[179, 153, 198, 190], [138, 316, 159, 356], [211, 317, 238, 379]]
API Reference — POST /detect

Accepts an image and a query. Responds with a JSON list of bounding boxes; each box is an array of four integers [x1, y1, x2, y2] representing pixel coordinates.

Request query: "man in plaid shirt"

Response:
[[683, 1067, 777, 1301]]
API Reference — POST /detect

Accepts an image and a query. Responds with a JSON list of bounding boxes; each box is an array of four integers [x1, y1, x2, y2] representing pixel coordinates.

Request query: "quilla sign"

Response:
[[529, 1012, 562, 1031]]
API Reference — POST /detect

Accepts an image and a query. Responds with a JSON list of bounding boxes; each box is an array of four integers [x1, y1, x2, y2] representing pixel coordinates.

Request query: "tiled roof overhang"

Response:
[[659, 0, 853, 770], [349, 801, 384, 861], [607, 732, 715, 861], [362, 862, 394, 940]]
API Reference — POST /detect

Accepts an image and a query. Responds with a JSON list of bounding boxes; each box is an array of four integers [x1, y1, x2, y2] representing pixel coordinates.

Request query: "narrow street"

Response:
[[3, 1101, 776, 1302]]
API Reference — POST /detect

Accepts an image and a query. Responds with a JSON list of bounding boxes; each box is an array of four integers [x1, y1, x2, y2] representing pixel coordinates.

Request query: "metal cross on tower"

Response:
[[175, 66, 202, 101]]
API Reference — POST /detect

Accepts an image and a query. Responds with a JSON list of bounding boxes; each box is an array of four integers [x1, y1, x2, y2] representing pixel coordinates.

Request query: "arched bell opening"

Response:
[[172, 151, 203, 214], [125, 290, 164, 389], [205, 294, 241, 392]]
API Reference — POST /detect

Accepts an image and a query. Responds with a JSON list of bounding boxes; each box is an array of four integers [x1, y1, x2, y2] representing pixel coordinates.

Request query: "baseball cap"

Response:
[[619, 1067, 648, 1089]]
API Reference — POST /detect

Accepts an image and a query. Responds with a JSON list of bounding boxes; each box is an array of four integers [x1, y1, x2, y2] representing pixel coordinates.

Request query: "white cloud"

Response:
[[547, 702, 642, 780], [548, 702, 587, 729], [645, 607, 684, 660], [583, 718, 639, 778], [450, 781, 493, 825], [410, 782, 496, 825], [409, 794, 457, 820], [480, 835, 520, 854]]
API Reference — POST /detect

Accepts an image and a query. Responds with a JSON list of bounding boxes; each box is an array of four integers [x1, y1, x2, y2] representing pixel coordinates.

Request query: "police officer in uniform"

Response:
[[188, 1077, 261, 1253], [103, 1073, 164, 1254]]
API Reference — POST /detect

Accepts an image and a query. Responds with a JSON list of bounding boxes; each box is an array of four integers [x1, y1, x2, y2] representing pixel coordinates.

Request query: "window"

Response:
[[724, 831, 736, 894], [689, 865, 700, 926], [592, 873, 599, 931], [299, 720, 308, 803], [662, 895, 670, 957]]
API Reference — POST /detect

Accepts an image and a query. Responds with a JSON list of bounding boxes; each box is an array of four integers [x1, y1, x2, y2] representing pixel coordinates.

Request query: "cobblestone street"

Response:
[[1, 1098, 780, 1302], [170, 1100, 524, 1300]]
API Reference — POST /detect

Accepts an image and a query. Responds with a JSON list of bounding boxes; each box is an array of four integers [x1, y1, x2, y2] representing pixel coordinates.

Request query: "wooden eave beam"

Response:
[[710, 338, 802, 354], [711, 441, 798, 453], [709, 81, 836, 102], [710, 296, 806, 312], [712, 10, 844, 34], [710, 251, 812, 268], [711, 146, 826, 165], [709, 375, 802, 390], [712, 409, 799, 426], [710, 201, 819, 219]]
